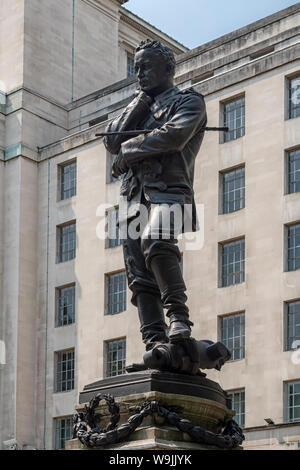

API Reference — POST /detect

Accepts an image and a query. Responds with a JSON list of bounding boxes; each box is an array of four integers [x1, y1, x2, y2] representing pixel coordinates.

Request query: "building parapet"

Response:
[[176, 3, 300, 64]]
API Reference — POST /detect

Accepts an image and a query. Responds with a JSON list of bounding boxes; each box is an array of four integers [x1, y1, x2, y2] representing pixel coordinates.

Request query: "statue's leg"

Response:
[[122, 236, 168, 351], [141, 205, 193, 343]]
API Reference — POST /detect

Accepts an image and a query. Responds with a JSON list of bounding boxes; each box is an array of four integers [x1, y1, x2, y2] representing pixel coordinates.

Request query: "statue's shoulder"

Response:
[[179, 87, 205, 100]]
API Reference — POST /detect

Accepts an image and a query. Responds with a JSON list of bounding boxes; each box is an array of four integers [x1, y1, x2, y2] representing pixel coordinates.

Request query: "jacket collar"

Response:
[[153, 86, 179, 108]]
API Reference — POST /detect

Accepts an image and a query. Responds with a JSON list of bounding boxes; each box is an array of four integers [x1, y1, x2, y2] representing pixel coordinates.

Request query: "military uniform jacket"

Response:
[[104, 86, 207, 232]]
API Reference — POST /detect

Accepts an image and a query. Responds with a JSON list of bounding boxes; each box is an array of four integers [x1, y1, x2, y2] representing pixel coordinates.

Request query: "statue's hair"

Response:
[[136, 39, 176, 76]]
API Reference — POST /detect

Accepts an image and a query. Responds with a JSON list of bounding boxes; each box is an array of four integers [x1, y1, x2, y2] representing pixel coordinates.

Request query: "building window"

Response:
[[127, 53, 135, 78], [221, 239, 245, 287], [57, 222, 76, 263], [54, 416, 73, 450], [59, 161, 77, 200], [223, 96, 245, 142], [289, 76, 300, 119], [221, 313, 245, 361], [287, 223, 300, 272], [287, 149, 300, 194], [227, 390, 245, 428], [106, 207, 121, 249], [106, 338, 126, 377], [222, 167, 245, 214], [286, 301, 300, 351], [55, 349, 75, 393], [286, 381, 300, 423], [56, 285, 75, 327], [107, 272, 127, 315]]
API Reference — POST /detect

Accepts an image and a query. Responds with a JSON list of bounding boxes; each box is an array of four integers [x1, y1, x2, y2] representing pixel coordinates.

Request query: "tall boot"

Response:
[[136, 292, 168, 351], [147, 250, 193, 343]]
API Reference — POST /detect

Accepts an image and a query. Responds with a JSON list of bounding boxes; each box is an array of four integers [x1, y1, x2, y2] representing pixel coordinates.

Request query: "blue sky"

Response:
[[125, 0, 298, 49]]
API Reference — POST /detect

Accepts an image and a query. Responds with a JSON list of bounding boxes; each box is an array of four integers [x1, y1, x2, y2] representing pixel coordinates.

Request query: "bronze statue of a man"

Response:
[[104, 40, 207, 358]]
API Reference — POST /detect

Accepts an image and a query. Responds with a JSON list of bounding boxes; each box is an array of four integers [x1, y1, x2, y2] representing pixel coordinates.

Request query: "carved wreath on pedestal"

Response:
[[73, 393, 245, 450]]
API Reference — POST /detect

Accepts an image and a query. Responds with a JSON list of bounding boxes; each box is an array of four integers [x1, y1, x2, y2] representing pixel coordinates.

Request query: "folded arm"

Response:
[[103, 92, 152, 155], [121, 93, 207, 166]]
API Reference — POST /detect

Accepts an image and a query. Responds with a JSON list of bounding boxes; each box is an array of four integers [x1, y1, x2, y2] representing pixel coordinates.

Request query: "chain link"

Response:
[[73, 394, 245, 449]]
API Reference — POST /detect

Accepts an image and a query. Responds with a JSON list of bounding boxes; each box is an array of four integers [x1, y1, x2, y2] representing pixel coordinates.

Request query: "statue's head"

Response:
[[134, 39, 176, 96]]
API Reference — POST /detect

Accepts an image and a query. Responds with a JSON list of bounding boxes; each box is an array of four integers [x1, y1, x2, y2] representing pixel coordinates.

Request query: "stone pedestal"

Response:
[[67, 370, 237, 451]]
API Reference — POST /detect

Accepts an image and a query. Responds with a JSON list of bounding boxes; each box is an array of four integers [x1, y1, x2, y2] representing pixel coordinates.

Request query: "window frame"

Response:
[[219, 311, 246, 362], [56, 221, 76, 264], [219, 237, 246, 288], [105, 337, 126, 378], [286, 222, 300, 272], [285, 148, 300, 195], [287, 74, 300, 120], [105, 206, 122, 249], [220, 165, 246, 214], [54, 348, 75, 393], [284, 300, 300, 351], [127, 52, 135, 78], [54, 415, 73, 450], [220, 94, 246, 144], [55, 283, 76, 328], [227, 389, 246, 428], [105, 270, 127, 315], [57, 159, 77, 202], [285, 381, 300, 423]]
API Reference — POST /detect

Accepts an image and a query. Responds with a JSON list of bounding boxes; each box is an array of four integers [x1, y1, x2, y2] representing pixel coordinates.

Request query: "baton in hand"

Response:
[[96, 126, 229, 137]]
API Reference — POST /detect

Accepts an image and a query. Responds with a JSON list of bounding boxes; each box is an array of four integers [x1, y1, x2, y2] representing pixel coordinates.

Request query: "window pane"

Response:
[[221, 313, 245, 361], [58, 223, 76, 263], [60, 161, 77, 200], [288, 149, 300, 194], [107, 207, 122, 249], [223, 97, 245, 142], [55, 350, 75, 392], [55, 417, 73, 450], [286, 301, 300, 350], [222, 239, 245, 287], [287, 381, 300, 423], [288, 224, 300, 272], [107, 272, 127, 315], [56, 285, 75, 327], [227, 390, 245, 427], [289, 77, 300, 120], [127, 53, 135, 78], [222, 167, 245, 214], [106, 339, 126, 377]]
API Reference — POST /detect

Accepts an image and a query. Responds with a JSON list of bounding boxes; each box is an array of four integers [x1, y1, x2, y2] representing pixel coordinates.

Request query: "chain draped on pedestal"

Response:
[[73, 393, 245, 449]]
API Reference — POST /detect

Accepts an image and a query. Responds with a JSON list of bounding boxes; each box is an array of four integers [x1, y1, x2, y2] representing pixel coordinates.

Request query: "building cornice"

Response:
[[175, 26, 300, 86], [120, 8, 188, 54], [176, 3, 300, 63], [81, 0, 120, 22]]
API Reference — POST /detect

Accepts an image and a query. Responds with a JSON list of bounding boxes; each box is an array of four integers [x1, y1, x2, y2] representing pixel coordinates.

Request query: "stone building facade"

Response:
[[0, 0, 300, 450]]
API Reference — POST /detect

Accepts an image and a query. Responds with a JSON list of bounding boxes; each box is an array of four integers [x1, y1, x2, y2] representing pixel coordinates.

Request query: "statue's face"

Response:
[[134, 48, 173, 96]]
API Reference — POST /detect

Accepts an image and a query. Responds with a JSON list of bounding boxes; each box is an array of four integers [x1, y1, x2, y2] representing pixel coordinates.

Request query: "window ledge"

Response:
[[57, 195, 77, 204]]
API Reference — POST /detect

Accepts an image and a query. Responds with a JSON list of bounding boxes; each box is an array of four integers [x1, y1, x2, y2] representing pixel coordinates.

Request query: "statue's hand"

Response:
[[112, 149, 128, 178], [135, 91, 153, 107], [129, 91, 153, 120]]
